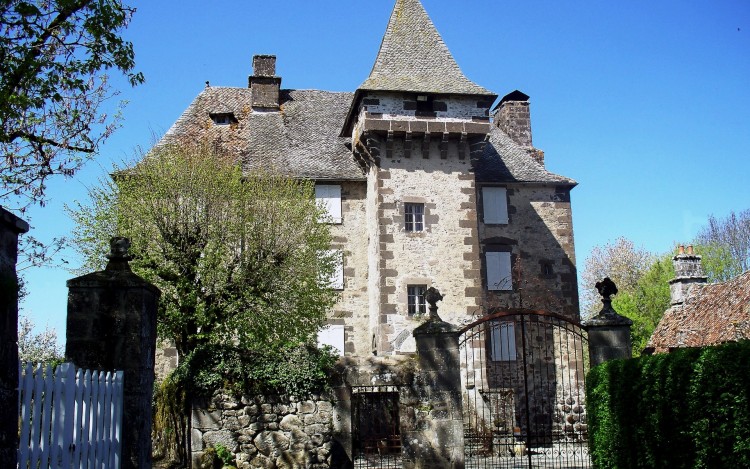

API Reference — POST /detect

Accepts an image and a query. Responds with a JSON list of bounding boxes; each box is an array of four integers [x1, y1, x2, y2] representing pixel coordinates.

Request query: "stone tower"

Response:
[[342, 0, 579, 354], [342, 0, 497, 354]]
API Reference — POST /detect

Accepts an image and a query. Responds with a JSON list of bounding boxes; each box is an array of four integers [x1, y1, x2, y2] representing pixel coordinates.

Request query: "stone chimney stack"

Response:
[[492, 90, 544, 165], [249, 54, 281, 109], [669, 244, 708, 305]]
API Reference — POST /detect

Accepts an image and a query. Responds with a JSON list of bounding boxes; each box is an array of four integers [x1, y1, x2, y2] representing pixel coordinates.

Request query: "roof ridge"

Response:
[[359, 0, 493, 96]]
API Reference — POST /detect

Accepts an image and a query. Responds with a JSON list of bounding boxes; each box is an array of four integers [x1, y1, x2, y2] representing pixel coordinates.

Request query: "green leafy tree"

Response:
[[695, 209, 750, 282], [611, 255, 674, 355], [1, 0, 143, 210], [69, 143, 337, 358]]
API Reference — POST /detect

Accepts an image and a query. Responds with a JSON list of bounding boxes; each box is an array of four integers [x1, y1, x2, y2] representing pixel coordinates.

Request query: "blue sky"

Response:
[[18, 0, 750, 343]]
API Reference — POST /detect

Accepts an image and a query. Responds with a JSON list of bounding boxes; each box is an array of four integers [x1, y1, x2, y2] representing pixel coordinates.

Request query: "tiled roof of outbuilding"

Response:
[[359, 0, 493, 96], [160, 87, 365, 181], [647, 271, 750, 353], [475, 126, 577, 184]]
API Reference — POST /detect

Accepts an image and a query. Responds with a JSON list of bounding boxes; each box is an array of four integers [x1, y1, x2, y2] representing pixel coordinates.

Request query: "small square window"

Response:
[[407, 285, 427, 316], [405, 203, 424, 232]]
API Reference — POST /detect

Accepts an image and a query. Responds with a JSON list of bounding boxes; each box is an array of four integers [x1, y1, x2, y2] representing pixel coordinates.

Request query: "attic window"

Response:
[[210, 113, 236, 125], [416, 95, 433, 113]]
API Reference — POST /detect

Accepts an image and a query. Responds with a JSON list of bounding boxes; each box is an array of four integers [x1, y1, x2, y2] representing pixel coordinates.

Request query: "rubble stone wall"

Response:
[[191, 392, 340, 469]]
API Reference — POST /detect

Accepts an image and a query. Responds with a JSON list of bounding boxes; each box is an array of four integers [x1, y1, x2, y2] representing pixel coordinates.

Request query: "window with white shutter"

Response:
[[490, 322, 517, 361], [482, 187, 508, 224], [315, 184, 342, 223], [328, 249, 344, 290], [318, 324, 345, 356], [486, 251, 512, 290]]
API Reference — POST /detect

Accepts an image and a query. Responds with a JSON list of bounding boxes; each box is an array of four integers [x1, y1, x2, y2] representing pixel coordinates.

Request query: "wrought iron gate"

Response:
[[459, 310, 590, 468], [352, 386, 401, 469]]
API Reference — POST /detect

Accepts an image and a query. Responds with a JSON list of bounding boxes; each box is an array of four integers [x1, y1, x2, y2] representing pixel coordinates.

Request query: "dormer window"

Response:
[[210, 113, 236, 125]]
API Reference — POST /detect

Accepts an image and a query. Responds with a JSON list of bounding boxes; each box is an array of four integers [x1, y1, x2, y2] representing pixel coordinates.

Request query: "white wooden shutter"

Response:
[[486, 251, 512, 290], [491, 322, 517, 361], [482, 187, 508, 224], [315, 184, 342, 223], [317, 325, 345, 356], [329, 249, 344, 290]]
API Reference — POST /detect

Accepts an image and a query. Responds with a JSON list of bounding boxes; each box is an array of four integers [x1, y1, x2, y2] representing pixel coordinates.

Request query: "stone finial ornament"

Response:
[[425, 286, 443, 308], [105, 236, 133, 271], [584, 277, 632, 328], [424, 286, 444, 322], [595, 277, 618, 299]]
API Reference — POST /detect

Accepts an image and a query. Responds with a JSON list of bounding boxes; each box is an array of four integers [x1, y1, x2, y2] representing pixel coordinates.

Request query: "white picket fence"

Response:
[[17, 362, 124, 469]]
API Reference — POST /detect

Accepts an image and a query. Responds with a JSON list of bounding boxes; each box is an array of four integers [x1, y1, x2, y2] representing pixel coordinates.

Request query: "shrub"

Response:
[[587, 341, 750, 468], [171, 342, 339, 398]]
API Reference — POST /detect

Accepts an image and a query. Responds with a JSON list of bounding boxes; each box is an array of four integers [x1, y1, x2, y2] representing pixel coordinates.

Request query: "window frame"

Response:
[[490, 321, 517, 361], [407, 284, 427, 316], [486, 251, 513, 291], [482, 186, 509, 225], [209, 112, 236, 125], [317, 324, 345, 356], [404, 202, 424, 232], [327, 249, 344, 290], [315, 184, 342, 224]]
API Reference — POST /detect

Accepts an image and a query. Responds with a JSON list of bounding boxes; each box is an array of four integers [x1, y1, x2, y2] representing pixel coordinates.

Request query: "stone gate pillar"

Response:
[[66, 237, 160, 469], [0, 207, 29, 468], [583, 278, 633, 366], [409, 287, 464, 469]]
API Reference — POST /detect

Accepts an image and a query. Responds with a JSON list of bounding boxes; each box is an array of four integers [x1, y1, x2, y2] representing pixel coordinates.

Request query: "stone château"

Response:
[[156, 0, 579, 368]]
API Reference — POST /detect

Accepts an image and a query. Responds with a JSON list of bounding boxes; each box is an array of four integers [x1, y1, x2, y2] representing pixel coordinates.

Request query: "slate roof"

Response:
[[647, 271, 750, 353], [475, 126, 577, 184], [159, 85, 573, 185], [359, 0, 494, 96], [160, 87, 365, 181]]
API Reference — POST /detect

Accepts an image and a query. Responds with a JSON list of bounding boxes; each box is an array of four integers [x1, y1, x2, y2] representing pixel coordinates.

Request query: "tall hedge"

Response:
[[587, 341, 750, 468]]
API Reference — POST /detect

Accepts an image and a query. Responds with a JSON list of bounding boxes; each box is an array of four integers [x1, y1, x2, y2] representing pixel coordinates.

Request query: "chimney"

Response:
[[669, 244, 708, 305], [492, 90, 544, 165], [248, 55, 281, 109]]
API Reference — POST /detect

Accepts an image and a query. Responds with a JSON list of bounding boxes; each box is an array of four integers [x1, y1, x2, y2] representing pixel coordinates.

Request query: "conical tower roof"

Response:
[[359, 0, 494, 96]]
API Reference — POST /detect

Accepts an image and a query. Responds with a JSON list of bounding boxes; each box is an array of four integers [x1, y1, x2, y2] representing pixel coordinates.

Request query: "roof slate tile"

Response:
[[360, 0, 494, 96], [160, 87, 365, 181]]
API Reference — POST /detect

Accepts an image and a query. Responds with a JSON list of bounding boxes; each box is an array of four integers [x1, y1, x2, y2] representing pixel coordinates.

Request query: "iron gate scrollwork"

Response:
[[459, 310, 591, 469]]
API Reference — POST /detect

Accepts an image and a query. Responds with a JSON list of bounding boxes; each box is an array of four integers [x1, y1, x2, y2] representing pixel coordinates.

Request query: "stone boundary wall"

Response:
[[191, 392, 339, 469]]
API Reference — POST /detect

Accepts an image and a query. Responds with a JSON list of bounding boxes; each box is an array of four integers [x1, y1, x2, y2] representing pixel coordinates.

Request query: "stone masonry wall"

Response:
[[362, 92, 490, 122], [191, 392, 338, 469], [371, 137, 482, 355], [478, 184, 579, 319], [328, 181, 370, 357]]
